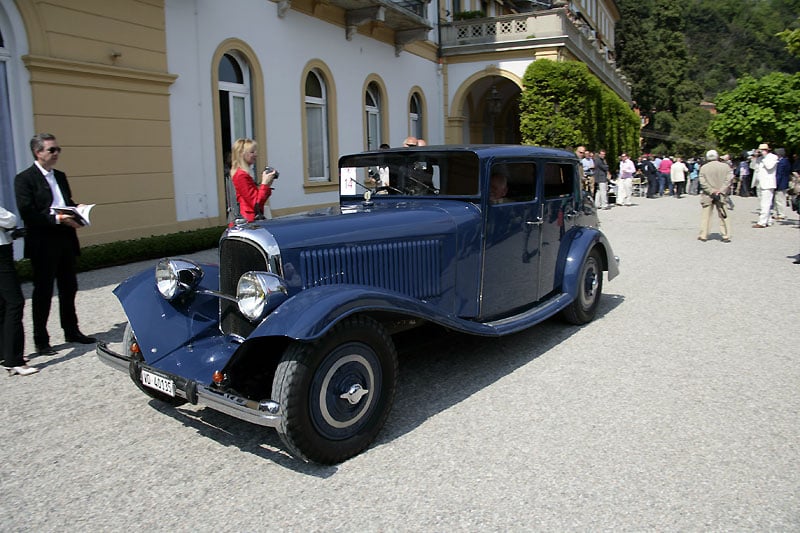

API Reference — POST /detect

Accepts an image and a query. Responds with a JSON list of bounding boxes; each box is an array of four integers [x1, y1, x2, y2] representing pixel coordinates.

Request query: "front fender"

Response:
[[250, 284, 496, 341], [113, 264, 221, 364], [558, 227, 618, 300]]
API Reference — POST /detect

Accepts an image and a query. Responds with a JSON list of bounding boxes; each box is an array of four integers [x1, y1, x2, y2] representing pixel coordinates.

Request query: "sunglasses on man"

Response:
[[45, 147, 62, 154]]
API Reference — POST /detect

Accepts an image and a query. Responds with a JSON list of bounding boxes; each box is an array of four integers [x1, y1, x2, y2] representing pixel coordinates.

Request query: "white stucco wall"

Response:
[[165, 0, 443, 221]]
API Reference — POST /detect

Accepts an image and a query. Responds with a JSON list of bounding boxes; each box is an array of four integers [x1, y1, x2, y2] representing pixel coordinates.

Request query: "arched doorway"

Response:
[[450, 72, 522, 145]]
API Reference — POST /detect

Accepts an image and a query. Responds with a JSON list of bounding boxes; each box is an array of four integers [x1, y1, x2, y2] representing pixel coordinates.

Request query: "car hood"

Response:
[[223, 199, 482, 315], [255, 200, 474, 250]]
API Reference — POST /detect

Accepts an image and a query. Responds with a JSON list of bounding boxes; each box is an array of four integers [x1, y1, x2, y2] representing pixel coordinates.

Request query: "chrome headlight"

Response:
[[237, 271, 289, 321], [155, 258, 204, 301]]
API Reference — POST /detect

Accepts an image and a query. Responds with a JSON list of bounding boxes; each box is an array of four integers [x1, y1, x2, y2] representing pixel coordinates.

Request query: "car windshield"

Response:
[[339, 151, 480, 199]]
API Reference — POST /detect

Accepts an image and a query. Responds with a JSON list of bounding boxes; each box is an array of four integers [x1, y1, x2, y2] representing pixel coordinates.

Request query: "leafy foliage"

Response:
[[615, 0, 800, 155], [777, 19, 800, 56], [519, 59, 640, 163], [671, 107, 715, 156], [708, 72, 800, 154]]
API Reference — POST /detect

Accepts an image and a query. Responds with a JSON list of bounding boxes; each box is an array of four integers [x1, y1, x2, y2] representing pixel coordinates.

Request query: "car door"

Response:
[[539, 160, 581, 297], [480, 161, 541, 319]]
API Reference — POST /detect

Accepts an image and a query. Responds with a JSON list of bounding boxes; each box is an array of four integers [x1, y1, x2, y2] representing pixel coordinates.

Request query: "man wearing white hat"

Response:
[[698, 150, 733, 242], [752, 143, 778, 228]]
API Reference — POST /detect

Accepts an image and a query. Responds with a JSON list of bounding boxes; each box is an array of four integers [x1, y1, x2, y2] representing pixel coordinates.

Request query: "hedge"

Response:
[[15, 225, 226, 282]]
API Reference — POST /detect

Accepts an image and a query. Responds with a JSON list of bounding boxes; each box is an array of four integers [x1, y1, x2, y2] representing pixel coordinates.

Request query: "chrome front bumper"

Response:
[[96, 341, 283, 428]]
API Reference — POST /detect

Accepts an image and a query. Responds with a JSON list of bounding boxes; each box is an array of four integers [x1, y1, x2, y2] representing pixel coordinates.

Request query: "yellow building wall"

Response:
[[16, 0, 187, 246]]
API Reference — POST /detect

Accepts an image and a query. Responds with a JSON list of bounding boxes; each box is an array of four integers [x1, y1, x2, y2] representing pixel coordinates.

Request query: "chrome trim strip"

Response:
[[195, 387, 282, 428], [96, 341, 130, 372], [224, 227, 283, 276]]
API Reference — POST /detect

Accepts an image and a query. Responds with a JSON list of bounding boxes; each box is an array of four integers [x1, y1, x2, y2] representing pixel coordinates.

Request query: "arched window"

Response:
[[409, 92, 423, 140], [305, 69, 329, 181], [365, 82, 382, 150], [218, 52, 252, 169]]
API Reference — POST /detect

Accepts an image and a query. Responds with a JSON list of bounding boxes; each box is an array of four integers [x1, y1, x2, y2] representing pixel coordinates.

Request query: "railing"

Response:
[[442, 15, 534, 45], [440, 10, 630, 101]]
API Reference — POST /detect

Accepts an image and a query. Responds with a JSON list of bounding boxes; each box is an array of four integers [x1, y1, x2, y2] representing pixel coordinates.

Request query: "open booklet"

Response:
[[54, 204, 95, 226]]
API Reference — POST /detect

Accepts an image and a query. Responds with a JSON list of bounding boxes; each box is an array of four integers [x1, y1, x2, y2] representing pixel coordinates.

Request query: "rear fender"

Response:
[[113, 264, 221, 363], [557, 228, 618, 300]]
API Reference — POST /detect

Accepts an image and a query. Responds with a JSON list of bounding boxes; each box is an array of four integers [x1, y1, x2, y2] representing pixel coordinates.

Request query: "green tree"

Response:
[[616, 0, 702, 153], [777, 17, 800, 56], [708, 72, 800, 154], [672, 107, 715, 156], [615, 0, 800, 154], [518, 59, 639, 162], [518, 60, 589, 148]]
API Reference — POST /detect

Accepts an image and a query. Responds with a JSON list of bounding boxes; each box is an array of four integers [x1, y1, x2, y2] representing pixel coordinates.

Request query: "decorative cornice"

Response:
[[23, 55, 178, 90]]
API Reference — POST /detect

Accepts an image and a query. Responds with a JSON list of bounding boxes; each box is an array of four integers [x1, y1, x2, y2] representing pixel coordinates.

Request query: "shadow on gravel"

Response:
[[156, 402, 338, 477], [116, 293, 623, 473], [27, 343, 95, 368], [377, 293, 624, 447]]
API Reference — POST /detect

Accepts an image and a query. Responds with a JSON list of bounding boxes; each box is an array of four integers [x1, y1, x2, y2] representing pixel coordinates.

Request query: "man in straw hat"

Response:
[[752, 143, 778, 228]]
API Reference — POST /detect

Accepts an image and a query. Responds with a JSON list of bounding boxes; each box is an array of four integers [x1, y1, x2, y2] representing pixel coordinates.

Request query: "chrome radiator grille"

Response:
[[219, 238, 269, 338], [299, 240, 442, 299]]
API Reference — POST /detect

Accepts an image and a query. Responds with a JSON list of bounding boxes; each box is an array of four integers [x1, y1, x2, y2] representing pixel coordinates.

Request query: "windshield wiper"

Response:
[[351, 175, 404, 196], [405, 174, 439, 195]]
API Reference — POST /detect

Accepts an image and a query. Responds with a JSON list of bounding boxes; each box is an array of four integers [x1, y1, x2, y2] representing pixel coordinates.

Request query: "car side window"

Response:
[[489, 162, 537, 204], [543, 162, 575, 198]]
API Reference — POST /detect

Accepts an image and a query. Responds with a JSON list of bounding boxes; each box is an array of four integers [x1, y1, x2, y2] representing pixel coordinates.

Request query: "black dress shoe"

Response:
[[64, 332, 97, 344], [36, 344, 57, 356]]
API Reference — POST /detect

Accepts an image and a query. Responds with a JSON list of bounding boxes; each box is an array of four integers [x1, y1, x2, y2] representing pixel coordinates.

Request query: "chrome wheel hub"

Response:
[[340, 383, 369, 405]]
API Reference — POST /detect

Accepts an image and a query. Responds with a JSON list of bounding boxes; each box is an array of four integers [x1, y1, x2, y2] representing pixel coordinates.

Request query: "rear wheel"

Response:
[[561, 248, 603, 325], [124, 323, 187, 406], [273, 316, 398, 464]]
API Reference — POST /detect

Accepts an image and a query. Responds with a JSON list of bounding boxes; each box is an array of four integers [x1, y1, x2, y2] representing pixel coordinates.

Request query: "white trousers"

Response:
[[595, 182, 608, 208], [757, 188, 775, 225], [617, 178, 633, 205]]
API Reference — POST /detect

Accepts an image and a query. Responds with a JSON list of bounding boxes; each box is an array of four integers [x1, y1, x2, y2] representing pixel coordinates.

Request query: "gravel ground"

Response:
[[1, 193, 798, 531]]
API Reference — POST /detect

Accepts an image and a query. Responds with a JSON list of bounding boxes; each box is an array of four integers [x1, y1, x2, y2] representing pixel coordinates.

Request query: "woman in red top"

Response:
[[230, 138, 276, 222]]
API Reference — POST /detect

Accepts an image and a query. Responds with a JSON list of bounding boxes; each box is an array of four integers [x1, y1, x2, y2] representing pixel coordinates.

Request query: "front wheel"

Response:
[[561, 248, 603, 325], [273, 316, 398, 464]]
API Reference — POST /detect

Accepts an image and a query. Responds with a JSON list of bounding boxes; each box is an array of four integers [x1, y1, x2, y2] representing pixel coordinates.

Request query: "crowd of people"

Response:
[[578, 144, 800, 251]]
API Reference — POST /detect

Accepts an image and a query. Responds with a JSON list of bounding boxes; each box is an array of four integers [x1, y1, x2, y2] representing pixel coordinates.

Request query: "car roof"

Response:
[[347, 144, 577, 161]]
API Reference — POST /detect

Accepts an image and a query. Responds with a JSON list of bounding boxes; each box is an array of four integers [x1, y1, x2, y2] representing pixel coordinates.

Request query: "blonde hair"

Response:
[[230, 138, 256, 175]]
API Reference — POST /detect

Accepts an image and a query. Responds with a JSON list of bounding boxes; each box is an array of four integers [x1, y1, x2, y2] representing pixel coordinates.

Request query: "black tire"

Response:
[[561, 248, 603, 325], [124, 323, 187, 407], [273, 316, 398, 464]]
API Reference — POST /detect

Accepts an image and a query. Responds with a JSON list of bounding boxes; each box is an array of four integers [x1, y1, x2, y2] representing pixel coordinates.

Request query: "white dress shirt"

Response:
[[35, 161, 67, 209], [0, 206, 17, 246]]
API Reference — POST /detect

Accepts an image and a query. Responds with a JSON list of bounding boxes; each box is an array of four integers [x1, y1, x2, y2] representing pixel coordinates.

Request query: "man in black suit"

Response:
[[14, 133, 95, 356]]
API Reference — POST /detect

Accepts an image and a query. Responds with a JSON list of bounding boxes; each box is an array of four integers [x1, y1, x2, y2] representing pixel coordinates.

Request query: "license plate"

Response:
[[140, 369, 175, 397]]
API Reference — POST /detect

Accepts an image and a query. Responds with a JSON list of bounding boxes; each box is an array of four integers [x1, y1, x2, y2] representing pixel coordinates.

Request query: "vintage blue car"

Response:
[[98, 145, 618, 464]]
